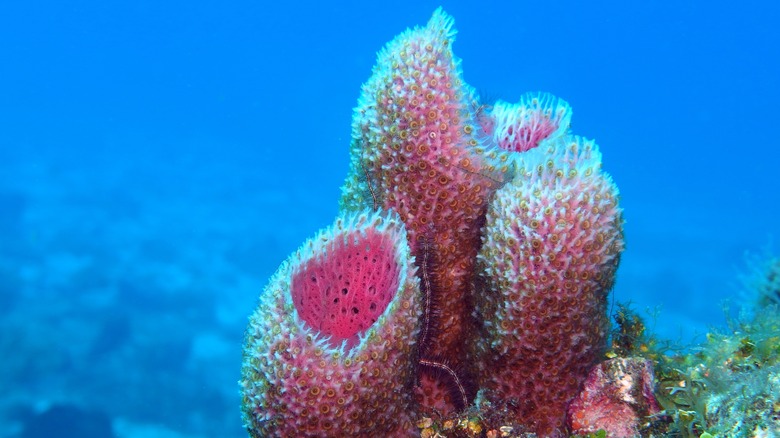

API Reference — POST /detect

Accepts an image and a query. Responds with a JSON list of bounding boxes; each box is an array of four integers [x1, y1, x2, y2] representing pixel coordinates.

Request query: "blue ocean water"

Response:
[[0, 0, 777, 436]]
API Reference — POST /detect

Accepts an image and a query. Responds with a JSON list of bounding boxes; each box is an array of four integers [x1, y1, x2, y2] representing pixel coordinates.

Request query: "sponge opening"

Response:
[[291, 229, 400, 350]]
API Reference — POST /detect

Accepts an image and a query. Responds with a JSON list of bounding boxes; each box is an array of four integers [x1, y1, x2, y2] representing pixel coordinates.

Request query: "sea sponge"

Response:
[[339, 7, 505, 412], [474, 136, 624, 436], [479, 92, 572, 153], [240, 211, 421, 437]]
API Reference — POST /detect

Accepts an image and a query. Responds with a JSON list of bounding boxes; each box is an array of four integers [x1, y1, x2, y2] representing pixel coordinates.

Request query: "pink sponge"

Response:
[[291, 227, 399, 349], [240, 211, 422, 437], [480, 93, 572, 153], [567, 357, 661, 436], [475, 135, 624, 436], [339, 7, 507, 413]]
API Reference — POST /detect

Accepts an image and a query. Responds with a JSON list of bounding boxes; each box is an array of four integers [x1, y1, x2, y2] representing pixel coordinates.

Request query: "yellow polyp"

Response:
[[463, 124, 473, 134]]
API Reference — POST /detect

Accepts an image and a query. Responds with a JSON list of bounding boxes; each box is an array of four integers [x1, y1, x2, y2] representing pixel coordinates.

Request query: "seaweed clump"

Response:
[[614, 251, 780, 437]]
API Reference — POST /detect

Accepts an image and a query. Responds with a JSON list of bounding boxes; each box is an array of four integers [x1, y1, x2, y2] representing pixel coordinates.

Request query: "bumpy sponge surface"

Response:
[[339, 8, 505, 411], [480, 92, 572, 153], [475, 136, 624, 436], [240, 211, 422, 437]]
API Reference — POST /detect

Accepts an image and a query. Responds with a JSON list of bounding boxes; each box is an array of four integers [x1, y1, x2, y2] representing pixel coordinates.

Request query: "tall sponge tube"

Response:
[[474, 136, 624, 437]]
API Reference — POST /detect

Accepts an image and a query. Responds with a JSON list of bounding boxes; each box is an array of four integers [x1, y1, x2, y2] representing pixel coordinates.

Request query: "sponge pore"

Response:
[[291, 229, 399, 349]]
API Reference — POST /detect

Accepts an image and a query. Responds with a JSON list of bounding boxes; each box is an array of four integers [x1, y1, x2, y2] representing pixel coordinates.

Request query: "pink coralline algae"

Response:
[[567, 358, 662, 437], [242, 8, 640, 437]]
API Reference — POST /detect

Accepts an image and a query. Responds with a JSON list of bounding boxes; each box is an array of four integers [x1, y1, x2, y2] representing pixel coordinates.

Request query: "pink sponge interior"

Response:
[[496, 112, 557, 153], [291, 229, 400, 349]]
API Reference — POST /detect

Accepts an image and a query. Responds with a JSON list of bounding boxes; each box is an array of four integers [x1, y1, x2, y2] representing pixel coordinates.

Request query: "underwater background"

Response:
[[0, 0, 777, 436]]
